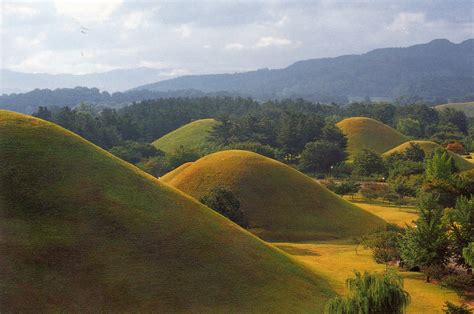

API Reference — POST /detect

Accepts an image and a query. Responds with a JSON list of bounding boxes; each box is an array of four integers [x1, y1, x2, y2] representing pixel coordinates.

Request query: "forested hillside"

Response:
[[135, 39, 474, 103]]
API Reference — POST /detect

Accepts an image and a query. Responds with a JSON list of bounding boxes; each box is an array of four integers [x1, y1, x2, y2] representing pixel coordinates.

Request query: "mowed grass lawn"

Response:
[[274, 200, 467, 313], [345, 197, 419, 227], [275, 243, 463, 314]]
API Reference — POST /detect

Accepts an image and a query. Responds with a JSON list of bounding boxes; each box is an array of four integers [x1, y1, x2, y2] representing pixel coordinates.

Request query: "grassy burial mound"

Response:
[[161, 150, 385, 241], [383, 140, 474, 171], [435, 102, 474, 117], [0, 111, 335, 312], [336, 117, 409, 158], [152, 118, 218, 154]]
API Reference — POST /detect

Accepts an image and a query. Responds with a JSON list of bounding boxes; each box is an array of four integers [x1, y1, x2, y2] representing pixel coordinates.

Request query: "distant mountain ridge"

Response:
[[0, 67, 179, 94], [134, 39, 474, 103]]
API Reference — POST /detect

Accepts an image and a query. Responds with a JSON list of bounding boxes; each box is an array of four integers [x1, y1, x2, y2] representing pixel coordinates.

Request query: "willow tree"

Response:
[[324, 270, 410, 314]]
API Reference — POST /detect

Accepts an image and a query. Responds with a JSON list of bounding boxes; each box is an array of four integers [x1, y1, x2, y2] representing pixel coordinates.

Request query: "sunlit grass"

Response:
[[275, 242, 464, 314]]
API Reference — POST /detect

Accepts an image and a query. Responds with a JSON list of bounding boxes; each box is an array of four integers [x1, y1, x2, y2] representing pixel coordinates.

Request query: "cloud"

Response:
[[225, 43, 245, 50], [2, 1, 472, 77], [254, 36, 292, 48], [175, 24, 192, 38], [388, 12, 426, 34], [123, 11, 148, 30], [54, 0, 123, 22], [1, 3, 39, 18]]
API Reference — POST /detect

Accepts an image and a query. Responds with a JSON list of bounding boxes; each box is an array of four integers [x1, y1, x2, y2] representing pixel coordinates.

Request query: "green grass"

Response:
[[152, 118, 219, 154], [435, 102, 474, 117], [0, 110, 335, 312], [383, 140, 474, 171], [274, 242, 465, 314], [336, 117, 409, 158], [161, 150, 385, 242], [346, 199, 418, 227]]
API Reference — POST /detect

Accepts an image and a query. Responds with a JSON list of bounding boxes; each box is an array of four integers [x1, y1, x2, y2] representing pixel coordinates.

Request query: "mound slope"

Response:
[[435, 102, 474, 117], [152, 118, 218, 153], [0, 111, 334, 312], [161, 150, 385, 241], [383, 140, 474, 171], [336, 117, 409, 157]]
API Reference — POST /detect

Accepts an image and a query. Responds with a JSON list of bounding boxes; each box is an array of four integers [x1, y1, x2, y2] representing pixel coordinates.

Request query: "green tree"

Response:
[[425, 149, 456, 181], [299, 140, 347, 174], [324, 270, 410, 314], [444, 196, 474, 267], [439, 108, 468, 135], [462, 243, 474, 268], [33, 106, 52, 120], [443, 301, 472, 314], [403, 143, 425, 162], [399, 193, 449, 282], [353, 149, 386, 177], [109, 141, 164, 164], [397, 118, 424, 138], [200, 186, 248, 228]]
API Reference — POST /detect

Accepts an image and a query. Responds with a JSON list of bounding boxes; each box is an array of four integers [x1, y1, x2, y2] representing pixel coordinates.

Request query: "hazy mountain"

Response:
[[0, 87, 210, 114], [0, 67, 180, 94], [134, 39, 474, 103]]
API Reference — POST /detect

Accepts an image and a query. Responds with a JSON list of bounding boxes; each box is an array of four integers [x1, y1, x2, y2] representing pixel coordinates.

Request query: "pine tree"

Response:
[[399, 193, 449, 282]]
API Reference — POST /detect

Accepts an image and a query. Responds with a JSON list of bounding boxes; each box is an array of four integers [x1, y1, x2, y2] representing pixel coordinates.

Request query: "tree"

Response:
[[399, 193, 449, 282], [327, 180, 360, 198], [462, 243, 474, 268], [425, 149, 456, 181], [397, 118, 424, 138], [200, 186, 248, 228], [446, 142, 467, 155], [443, 301, 473, 314], [299, 140, 347, 174], [444, 196, 474, 268], [363, 225, 403, 266], [403, 143, 426, 162], [324, 270, 410, 314], [33, 106, 52, 120], [439, 108, 468, 135], [109, 141, 164, 164], [353, 149, 386, 177]]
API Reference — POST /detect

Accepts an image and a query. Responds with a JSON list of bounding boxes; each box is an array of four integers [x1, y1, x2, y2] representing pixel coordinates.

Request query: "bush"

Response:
[[353, 149, 386, 177], [443, 301, 473, 314], [440, 274, 474, 296], [109, 141, 164, 163], [324, 270, 410, 314], [200, 186, 248, 229]]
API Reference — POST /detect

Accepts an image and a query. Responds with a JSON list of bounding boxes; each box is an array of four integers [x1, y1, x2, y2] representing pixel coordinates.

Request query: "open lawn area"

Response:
[[275, 242, 464, 314], [346, 198, 419, 227]]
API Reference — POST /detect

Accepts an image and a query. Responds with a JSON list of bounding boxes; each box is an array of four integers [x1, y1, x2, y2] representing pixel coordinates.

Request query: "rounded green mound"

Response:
[[383, 140, 474, 171], [336, 117, 409, 158], [435, 102, 474, 117], [161, 150, 385, 241], [0, 111, 334, 312], [152, 118, 218, 153]]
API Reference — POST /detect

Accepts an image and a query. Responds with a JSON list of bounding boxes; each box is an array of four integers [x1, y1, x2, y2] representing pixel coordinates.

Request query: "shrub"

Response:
[[443, 301, 473, 314], [200, 186, 248, 229], [440, 274, 474, 296], [324, 270, 410, 314]]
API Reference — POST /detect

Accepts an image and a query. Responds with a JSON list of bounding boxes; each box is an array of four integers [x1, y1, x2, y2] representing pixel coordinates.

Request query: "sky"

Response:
[[1, 0, 473, 75]]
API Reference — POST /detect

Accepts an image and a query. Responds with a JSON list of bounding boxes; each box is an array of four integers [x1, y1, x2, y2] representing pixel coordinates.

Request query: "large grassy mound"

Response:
[[435, 102, 474, 117], [161, 150, 385, 241], [383, 140, 473, 171], [336, 117, 409, 158], [0, 111, 335, 312], [152, 118, 218, 153]]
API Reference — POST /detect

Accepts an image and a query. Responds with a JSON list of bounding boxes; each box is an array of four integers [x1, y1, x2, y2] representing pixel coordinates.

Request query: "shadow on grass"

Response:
[[276, 245, 321, 256]]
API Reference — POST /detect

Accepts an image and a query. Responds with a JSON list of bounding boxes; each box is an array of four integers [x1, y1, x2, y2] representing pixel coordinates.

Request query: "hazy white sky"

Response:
[[1, 0, 472, 75]]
